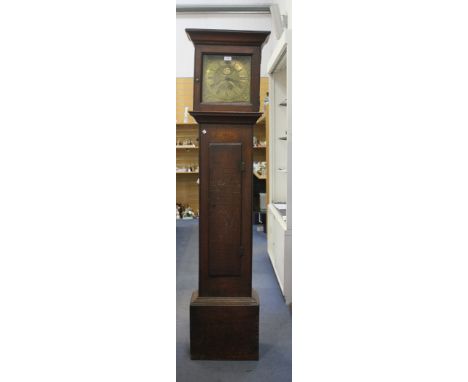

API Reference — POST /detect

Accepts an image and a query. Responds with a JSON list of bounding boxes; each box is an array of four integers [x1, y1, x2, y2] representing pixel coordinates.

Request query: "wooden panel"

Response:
[[208, 143, 242, 276], [198, 123, 253, 297], [190, 290, 259, 360]]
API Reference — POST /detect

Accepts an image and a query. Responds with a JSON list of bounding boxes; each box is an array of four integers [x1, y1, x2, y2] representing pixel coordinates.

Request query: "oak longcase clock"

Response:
[[186, 29, 270, 360]]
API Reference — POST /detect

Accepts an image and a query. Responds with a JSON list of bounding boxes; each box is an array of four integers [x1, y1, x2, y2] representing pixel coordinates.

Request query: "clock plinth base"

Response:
[[190, 290, 259, 360]]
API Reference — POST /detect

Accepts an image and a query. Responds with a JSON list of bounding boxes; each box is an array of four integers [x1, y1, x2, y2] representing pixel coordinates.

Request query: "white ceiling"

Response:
[[176, 0, 272, 5]]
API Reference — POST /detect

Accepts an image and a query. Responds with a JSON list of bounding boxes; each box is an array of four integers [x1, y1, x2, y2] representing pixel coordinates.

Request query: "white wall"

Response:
[[176, 14, 275, 77], [275, 0, 291, 21]]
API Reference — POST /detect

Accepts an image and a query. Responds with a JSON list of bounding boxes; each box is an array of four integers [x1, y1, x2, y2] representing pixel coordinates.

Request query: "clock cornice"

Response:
[[186, 29, 270, 47]]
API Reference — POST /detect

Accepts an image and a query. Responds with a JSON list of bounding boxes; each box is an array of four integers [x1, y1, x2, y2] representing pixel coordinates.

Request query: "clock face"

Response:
[[202, 55, 251, 103]]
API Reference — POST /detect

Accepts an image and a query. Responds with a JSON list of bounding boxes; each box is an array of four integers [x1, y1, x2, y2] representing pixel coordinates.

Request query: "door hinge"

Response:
[[240, 161, 245, 172]]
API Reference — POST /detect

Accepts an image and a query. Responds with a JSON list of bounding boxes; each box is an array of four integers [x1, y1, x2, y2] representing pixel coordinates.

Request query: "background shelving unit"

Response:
[[252, 107, 268, 224], [175, 77, 200, 212], [175, 132, 199, 212], [266, 29, 292, 305]]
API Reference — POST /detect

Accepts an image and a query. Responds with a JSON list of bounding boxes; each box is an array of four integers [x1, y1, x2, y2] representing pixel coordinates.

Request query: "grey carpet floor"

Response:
[[176, 220, 292, 382]]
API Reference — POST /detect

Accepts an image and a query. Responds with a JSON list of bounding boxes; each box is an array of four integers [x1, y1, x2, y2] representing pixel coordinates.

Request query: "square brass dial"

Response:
[[202, 55, 251, 103]]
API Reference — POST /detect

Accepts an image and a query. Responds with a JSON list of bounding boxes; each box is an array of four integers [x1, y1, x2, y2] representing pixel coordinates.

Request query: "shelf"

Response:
[[278, 136, 287, 140], [176, 145, 198, 149], [253, 170, 266, 180], [253, 146, 267, 149], [256, 114, 266, 125], [270, 203, 287, 230], [176, 122, 198, 127], [176, 171, 199, 174]]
